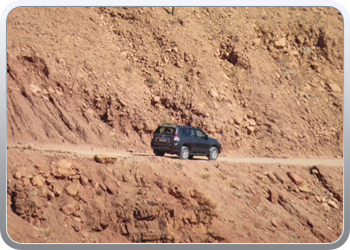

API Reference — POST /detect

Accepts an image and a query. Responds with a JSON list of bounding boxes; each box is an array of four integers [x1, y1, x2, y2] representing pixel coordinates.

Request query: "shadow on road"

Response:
[[130, 153, 209, 161]]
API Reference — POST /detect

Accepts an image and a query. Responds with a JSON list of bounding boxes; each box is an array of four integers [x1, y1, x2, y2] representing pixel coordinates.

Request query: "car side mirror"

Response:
[[206, 135, 210, 139]]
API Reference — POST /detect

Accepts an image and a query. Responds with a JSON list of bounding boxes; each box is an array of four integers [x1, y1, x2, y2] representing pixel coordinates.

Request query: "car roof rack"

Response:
[[160, 124, 197, 128], [160, 123, 177, 126]]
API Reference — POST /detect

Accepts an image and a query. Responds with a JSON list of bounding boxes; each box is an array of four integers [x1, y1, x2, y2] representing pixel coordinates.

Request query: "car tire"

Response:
[[179, 146, 190, 160], [208, 147, 219, 161], [154, 150, 165, 157]]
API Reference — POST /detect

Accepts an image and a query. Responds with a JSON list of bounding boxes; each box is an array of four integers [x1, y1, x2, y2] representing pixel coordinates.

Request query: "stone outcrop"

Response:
[[94, 154, 117, 164]]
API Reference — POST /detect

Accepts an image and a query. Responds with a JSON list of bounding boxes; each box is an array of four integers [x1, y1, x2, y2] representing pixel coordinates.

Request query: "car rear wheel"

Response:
[[179, 146, 190, 160], [208, 147, 218, 161]]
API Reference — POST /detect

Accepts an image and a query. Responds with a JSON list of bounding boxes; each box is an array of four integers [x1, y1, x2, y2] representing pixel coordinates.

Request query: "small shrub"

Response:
[[273, 171, 280, 181], [199, 173, 210, 180], [258, 133, 266, 140], [175, 162, 183, 169], [96, 188, 104, 196], [42, 228, 53, 237], [146, 76, 156, 85], [124, 65, 133, 73]]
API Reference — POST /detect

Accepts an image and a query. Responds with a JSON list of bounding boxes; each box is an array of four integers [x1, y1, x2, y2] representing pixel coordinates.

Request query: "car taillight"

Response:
[[174, 133, 180, 141], [151, 132, 154, 139]]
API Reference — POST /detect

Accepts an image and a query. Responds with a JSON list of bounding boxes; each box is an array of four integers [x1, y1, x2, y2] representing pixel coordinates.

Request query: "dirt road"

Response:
[[218, 156, 343, 166], [9, 144, 343, 167]]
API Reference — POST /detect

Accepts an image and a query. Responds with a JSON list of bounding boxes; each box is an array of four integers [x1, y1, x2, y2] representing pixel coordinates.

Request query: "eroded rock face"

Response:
[[7, 155, 222, 243], [7, 147, 344, 243]]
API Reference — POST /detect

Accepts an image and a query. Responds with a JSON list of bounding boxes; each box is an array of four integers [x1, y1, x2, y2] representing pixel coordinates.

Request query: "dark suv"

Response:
[[151, 124, 221, 160]]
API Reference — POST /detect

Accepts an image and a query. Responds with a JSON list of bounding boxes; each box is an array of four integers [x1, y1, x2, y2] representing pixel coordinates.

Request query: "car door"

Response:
[[194, 129, 208, 153], [188, 128, 198, 153]]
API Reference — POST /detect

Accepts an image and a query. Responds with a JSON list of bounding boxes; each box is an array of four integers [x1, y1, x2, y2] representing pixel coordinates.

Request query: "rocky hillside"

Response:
[[7, 7, 343, 158], [6, 7, 344, 244], [7, 148, 343, 243]]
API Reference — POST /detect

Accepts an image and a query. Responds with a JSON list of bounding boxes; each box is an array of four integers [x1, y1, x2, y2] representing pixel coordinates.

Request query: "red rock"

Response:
[[94, 154, 117, 164], [287, 172, 304, 186], [268, 188, 279, 204], [65, 183, 80, 196], [51, 160, 73, 179], [31, 175, 44, 187]]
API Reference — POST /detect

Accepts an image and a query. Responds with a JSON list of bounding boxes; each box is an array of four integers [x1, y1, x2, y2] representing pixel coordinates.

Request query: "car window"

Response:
[[189, 129, 196, 137], [179, 128, 187, 136], [164, 128, 174, 134], [155, 127, 165, 133], [196, 130, 206, 138], [155, 127, 174, 135]]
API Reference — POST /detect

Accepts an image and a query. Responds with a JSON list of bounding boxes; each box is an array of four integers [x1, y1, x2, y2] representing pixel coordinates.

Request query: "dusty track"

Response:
[[8, 144, 343, 167]]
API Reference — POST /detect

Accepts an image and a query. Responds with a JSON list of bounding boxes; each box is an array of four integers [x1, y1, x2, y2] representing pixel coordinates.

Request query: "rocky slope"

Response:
[[7, 147, 343, 243], [7, 7, 343, 157]]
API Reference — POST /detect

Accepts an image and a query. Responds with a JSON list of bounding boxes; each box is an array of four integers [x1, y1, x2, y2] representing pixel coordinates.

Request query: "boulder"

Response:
[[328, 83, 342, 93], [94, 154, 117, 164], [299, 186, 312, 193], [247, 126, 255, 135], [104, 178, 118, 195], [327, 200, 339, 210], [72, 221, 82, 232], [80, 175, 89, 187], [13, 171, 23, 179], [31, 175, 44, 187], [29, 84, 42, 96], [268, 188, 279, 204], [100, 218, 111, 230], [296, 34, 305, 45], [209, 88, 219, 99], [14, 198, 27, 215], [51, 160, 73, 179], [322, 203, 331, 212], [274, 38, 287, 49], [61, 201, 78, 215], [190, 189, 216, 208], [51, 182, 64, 197], [287, 172, 304, 186], [271, 218, 278, 228], [315, 196, 322, 203], [65, 183, 81, 197]]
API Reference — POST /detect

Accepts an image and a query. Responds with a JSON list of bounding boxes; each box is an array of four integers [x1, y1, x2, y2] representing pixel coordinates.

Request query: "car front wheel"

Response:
[[208, 147, 219, 161], [179, 146, 190, 160]]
